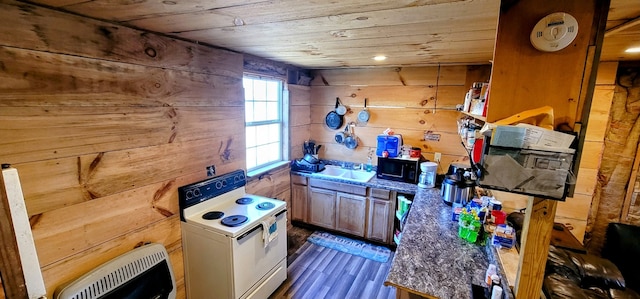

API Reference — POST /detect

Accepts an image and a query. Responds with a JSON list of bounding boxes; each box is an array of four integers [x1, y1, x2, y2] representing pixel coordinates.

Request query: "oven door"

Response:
[[232, 209, 287, 298]]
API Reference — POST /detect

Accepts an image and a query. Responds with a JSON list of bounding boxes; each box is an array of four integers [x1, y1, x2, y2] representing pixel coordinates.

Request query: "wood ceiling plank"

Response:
[[63, 0, 269, 21], [607, 0, 640, 21], [601, 29, 640, 61], [280, 54, 494, 68], [229, 35, 496, 54], [126, 0, 466, 32], [17, 0, 638, 68], [233, 40, 495, 57], [179, 0, 498, 38], [187, 18, 497, 50]]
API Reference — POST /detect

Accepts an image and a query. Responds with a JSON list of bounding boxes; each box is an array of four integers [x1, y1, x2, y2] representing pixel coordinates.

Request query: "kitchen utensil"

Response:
[[344, 123, 358, 149], [335, 97, 347, 115], [335, 126, 348, 144], [303, 140, 317, 154], [315, 144, 322, 154], [325, 98, 344, 129], [345, 135, 358, 149], [357, 98, 370, 123]]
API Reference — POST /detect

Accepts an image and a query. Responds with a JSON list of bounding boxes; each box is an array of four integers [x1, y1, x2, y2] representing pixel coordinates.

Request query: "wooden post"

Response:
[[0, 167, 29, 299], [515, 197, 557, 298]]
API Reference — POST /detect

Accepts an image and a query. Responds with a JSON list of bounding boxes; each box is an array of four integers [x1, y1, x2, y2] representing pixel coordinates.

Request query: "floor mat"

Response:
[[307, 231, 391, 263]]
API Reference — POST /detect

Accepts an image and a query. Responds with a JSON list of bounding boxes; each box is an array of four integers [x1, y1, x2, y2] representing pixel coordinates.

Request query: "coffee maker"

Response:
[[418, 162, 437, 188]]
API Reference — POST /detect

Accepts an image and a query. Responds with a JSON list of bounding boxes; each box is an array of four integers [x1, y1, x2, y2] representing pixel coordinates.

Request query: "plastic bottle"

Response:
[[485, 264, 497, 286], [366, 157, 373, 172], [489, 274, 501, 298], [490, 286, 503, 299]]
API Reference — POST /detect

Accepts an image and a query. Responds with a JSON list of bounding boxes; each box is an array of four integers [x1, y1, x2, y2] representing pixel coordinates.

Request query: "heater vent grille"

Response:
[[54, 243, 175, 299]]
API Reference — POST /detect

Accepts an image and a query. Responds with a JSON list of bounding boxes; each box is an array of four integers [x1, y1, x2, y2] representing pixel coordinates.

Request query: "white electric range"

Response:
[[179, 170, 287, 299]]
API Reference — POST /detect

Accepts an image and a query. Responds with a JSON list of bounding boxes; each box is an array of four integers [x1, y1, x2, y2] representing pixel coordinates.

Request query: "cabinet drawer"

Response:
[[308, 178, 367, 196], [369, 188, 392, 200], [291, 174, 308, 185]]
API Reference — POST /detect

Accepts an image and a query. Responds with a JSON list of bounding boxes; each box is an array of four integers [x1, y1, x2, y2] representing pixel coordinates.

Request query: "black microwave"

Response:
[[376, 157, 422, 183]]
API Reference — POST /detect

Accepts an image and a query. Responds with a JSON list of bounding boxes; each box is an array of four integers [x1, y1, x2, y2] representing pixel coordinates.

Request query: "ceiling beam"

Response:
[[605, 15, 640, 37]]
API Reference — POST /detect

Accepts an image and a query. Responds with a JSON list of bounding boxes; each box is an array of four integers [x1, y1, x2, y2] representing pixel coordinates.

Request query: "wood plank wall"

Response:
[[0, 1, 244, 297], [586, 63, 640, 253], [491, 62, 618, 243], [308, 65, 491, 172]]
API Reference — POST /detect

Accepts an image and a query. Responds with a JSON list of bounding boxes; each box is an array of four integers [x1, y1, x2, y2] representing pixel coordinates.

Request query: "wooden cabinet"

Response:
[[290, 174, 308, 222], [290, 175, 396, 244], [308, 186, 336, 229], [307, 178, 366, 233], [367, 198, 391, 243], [335, 192, 366, 237], [367, 188, 395, 244]]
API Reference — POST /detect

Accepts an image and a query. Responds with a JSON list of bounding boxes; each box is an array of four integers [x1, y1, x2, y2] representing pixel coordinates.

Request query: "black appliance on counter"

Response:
[[376, 156, 423, 184]]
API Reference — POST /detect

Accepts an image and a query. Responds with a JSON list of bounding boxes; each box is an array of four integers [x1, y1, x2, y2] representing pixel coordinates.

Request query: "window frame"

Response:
[[243, 73, 289, 175]]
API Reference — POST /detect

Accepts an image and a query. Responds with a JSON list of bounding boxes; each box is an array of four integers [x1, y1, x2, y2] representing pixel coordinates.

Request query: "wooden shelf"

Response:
[[460, 111, 487, 123]]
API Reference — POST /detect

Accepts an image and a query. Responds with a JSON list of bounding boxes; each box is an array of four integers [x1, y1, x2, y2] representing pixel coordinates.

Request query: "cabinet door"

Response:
[[336, 192, 367, 237], [291, 183, 308, 222], [308, 187, 336, 229], [366, 198, 391, 243]]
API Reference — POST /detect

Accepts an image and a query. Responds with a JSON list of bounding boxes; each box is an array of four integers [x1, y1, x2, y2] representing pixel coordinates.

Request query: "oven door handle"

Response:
[[236, 209, 287, 241]]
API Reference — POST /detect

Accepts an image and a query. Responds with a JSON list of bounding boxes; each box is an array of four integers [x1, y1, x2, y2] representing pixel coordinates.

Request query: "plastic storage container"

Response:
[[376, 135, 402, 158]]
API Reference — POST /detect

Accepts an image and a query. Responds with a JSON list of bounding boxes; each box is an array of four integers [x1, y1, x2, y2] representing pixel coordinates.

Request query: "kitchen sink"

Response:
[[312, 165, 375, 183]]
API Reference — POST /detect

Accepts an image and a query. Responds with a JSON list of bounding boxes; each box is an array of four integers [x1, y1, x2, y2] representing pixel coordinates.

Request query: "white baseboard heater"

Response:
[[54, 243, 176, 299]]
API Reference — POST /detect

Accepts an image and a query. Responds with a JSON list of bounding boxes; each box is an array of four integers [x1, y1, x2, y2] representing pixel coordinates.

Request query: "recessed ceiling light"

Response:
[[373, 55, 387, 61], [625, 47, 640, 53]]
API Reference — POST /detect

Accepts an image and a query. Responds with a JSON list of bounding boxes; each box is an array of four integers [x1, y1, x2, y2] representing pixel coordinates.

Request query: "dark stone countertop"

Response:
[[384, 187, 490, 299]]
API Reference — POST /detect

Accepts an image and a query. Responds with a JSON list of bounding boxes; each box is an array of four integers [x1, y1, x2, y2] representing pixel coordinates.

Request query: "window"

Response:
[[244, 75, 288, 172]]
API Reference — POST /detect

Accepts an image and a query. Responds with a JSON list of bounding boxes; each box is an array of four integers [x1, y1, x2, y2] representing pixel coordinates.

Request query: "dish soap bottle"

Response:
[[366, 156, 373, 172]]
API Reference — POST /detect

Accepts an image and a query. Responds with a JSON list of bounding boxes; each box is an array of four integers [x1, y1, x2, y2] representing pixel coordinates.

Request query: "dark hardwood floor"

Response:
[[270, 226, 396, 299]]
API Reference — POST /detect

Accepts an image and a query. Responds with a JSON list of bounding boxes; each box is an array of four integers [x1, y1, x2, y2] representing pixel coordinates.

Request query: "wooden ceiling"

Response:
[[23, 0, 640, 69]]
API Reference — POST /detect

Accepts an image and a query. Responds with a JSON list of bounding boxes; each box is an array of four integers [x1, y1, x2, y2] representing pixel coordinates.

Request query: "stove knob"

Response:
[[193, 188, 201, 197], [222, 180, 227, 187], [235, 174, 244, 182], [186, 190, 194, 199], [215, 181, 223, 189]]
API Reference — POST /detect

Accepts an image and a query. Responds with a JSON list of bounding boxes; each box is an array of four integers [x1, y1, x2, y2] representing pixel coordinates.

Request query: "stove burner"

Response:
[[256, 202, 275, 210], [236, 197, 254, 205], [221, 215, 248, 227], [202, 211, 224, 220]]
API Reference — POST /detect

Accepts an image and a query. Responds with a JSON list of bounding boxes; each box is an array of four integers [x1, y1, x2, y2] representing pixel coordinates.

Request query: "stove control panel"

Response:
[[178, 170, 246, 220]]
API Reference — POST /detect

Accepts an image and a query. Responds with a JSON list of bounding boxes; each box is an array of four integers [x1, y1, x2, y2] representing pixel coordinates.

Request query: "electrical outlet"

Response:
[[434, 152, 442, 163], [206, 165, 216, 177]]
